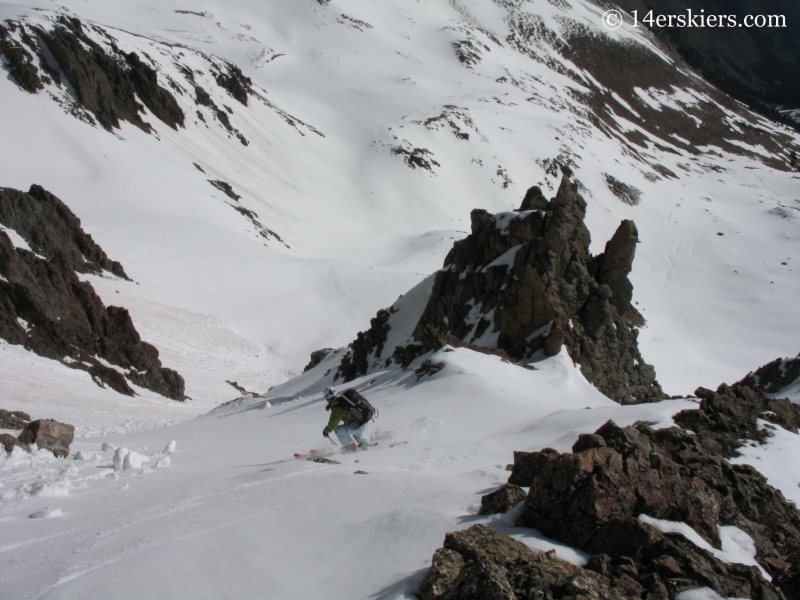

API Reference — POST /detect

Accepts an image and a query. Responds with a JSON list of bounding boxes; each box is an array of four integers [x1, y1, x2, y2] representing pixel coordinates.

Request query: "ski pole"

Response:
[[325, 433, 337, 446]]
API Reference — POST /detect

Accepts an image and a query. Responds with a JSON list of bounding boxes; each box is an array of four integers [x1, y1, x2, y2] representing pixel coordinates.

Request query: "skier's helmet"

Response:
[[324, 386, 338, 401]]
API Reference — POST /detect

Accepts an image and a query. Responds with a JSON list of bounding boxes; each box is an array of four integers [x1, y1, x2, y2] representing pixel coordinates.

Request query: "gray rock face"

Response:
[[18, 419, 74, 457], [0, 185, 185, 400], [338, 174, 664, 404]]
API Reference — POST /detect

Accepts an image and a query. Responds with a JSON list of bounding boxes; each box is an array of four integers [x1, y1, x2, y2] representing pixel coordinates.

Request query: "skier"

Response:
[[322, 386, 371, 452]]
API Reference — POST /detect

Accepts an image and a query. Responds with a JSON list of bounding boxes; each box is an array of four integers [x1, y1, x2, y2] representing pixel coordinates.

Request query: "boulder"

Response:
[[479, 483, 527, 515], [303, 348, 333, 372], [517, 420, 722, 549], [0, 433, 19, 452], [0, 408, 30, 429], [18, 419, 74, 457]]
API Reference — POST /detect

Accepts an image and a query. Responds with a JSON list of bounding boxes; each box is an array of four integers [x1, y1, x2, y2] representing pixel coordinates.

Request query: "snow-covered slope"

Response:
[[3, 348, 799, 599], [0, 349, 695, 599], [1, 0, 798, 427]]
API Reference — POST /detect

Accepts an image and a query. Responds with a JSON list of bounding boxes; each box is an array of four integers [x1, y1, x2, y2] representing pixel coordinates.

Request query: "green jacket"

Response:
[[323, 396, 357, 434]]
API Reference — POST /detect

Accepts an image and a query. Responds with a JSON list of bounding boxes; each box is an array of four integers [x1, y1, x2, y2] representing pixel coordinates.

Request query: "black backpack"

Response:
[[340, 389, 378, 427]]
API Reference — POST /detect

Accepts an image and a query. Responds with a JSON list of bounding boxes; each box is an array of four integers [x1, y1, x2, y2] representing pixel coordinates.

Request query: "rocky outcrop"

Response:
[[503, 398, 800, 598], [304, 348, 333, 372], [674, 383, 800, 458], [338, 174, 664, 404], [0, 408, 31, 429], [417, 523, 782, 600], [0, 17, 184, 131], [0, 185, 185, 399], [33, 17, 184, 131], [337, 309, 393, 382], [214, 63, 253, 106], [18, 419, 74, 457], [0, 23, 44, 93], [514, 421, 724, 549], [737, 353, 800, 396], [0, 185, 128, 279], [478, 484, 526, 515], [421, 372, 800, 599]]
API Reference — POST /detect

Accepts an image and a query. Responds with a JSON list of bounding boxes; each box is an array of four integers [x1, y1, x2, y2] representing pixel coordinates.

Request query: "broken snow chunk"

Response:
[[29, 506, 63, 519], [155, 456, 171, 468], [165, 440, 177, 454], [123, 451, 145, 470], [113, 447, 129, 471]]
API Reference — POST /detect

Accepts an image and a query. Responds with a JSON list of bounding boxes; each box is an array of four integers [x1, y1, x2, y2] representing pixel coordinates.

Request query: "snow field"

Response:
[[6, 348, 793, 599]]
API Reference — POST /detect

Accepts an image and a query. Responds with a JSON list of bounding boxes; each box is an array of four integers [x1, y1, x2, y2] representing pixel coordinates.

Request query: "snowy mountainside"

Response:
[[3, 347, 799, 599], [0, 0, 798, 416]]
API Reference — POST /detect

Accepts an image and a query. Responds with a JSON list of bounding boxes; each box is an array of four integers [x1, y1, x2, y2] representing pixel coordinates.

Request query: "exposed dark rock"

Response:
[[340, 174, 664, 404], [479, 483, 526, 515], [0, 408, 31, 429], [518, 185, 548, 211], [194, 83, 236, 131], [517, 420, 723, 548], [125, 52, 185, 130], [0, 185, 185, 400], [304, 348, 334, 372], [737, 353, 800, 396], [415, 359, 445, 379], [4, 19, 185, 131], [420, 401, 799, 597], [417, 523, 780, 600], [209, 180, 241, 201], [337, 309, 392, 382], [613, 0, 800, 132], [391, 147, 441, 171], [0, 24, 44, 93], [215, 64, 252, 106], [0, 184, 128, 279], [509, 405, 800, 599], [34, 22, 183, 131], [225, 380, 257, 397], [1, 433, 20, 452], [674, 383, 800, 458], [453, 39, 485, 67], [571, 432, 606, 453], [18, 419, 74, 457]]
